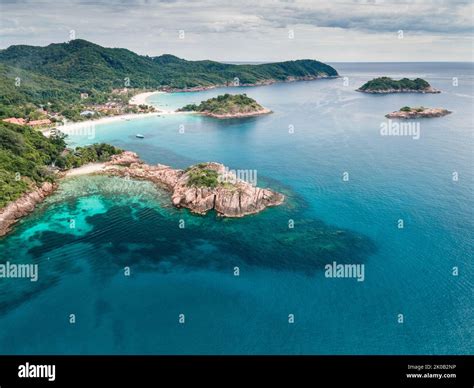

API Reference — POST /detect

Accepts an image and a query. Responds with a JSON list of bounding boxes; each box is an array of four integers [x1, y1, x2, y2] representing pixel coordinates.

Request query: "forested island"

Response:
[[178, 94, 271, 118], [357, 77, 440, 94], [385, 106, 451, 119], [0, 39, 338, 123]]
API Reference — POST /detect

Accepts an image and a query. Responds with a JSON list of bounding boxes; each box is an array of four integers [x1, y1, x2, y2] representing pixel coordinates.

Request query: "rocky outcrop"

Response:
[[0, 182, 57, 237], [171, 163, 284, 216], [385, 108, 451, 119], [105, 152, 284, 217]]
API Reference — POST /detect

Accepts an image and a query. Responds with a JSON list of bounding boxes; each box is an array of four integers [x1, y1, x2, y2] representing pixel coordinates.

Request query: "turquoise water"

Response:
[[0, 63, 473, 354]]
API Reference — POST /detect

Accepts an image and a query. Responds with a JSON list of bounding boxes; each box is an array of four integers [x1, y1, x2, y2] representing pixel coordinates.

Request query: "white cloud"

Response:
[[0, 0, 472, 61]]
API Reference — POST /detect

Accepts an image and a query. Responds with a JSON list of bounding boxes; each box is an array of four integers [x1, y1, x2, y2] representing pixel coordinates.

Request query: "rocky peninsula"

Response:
[[177, 93, 271, 119], [104, 152, 284, 217], [0, 150, 284, 237], [357, 77, 440, 94], [385, 106, 451, 119]]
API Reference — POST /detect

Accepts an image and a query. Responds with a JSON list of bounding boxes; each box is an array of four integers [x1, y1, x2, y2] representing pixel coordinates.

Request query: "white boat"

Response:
[[136, 134, 144, 138]]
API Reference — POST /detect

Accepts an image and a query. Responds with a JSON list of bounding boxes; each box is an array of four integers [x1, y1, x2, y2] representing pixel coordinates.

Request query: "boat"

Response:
[[136, 134, 144, 139]]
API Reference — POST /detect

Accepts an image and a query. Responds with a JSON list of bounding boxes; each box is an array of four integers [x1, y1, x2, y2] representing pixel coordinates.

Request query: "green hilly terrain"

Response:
[[0, 39, 338, 117], [0, 39, 337, 208]]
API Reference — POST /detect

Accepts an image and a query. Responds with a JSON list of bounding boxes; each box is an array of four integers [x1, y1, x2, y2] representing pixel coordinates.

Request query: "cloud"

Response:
[[269, 0, 474, 34], [0, 0, 472, 61]]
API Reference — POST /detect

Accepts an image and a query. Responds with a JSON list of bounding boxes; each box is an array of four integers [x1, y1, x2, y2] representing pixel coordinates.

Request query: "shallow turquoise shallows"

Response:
[[0, 63, 472, 354]]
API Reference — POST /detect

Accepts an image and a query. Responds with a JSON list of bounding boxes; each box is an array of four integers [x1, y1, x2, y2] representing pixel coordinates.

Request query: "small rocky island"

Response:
[[385, 106, 451, 119], [357, 77, 440, 94], [104, 152, 284, 217], [177, 93, 271, 118]]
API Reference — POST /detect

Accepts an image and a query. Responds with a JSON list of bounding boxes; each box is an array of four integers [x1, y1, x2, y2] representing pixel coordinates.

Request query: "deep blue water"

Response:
[[0, 63, 473, 354]]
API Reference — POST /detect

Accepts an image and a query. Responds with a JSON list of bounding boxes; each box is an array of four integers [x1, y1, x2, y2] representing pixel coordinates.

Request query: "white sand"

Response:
[[65, 163, 107, 177], [129, 91, 164, 106], [58, 111, 193, 133], [40, 91, 193, 137], [58, 112, 162, 133]]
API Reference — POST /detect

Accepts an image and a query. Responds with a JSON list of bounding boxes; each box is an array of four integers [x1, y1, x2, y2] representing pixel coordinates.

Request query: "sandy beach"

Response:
[[65, 163, 107, 177], [39, 91, 195, 137], [55, 112, 163, 134], [41, 110, 193, 137], [129, 91, 164, 106]]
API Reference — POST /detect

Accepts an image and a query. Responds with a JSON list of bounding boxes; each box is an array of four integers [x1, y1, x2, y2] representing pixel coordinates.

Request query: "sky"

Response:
[[0, 0, 473, 62]]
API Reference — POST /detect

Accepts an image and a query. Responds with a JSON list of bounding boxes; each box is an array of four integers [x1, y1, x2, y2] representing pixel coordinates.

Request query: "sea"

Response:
[[0, 62, 472, 354]]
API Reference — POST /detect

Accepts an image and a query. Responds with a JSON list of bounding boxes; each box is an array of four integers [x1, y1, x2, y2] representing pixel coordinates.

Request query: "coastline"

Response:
[[200, 108, 272, 119], [45, 77, 339, 135], [357, 87, 440, 94], [162, 75, 339, 93], [41, 91, 171, 136], [0, 182, 57, 237], [129, 91, 165, 106], [1, 77, 328, 235], [44, 110, 192, 137], [54, 112, 163, 134], [64, 162, 107, 177], [0, 162, 110, 237], [0, 161, 115, 237], [0, 149, 285, 237]]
